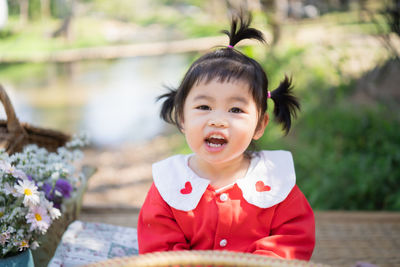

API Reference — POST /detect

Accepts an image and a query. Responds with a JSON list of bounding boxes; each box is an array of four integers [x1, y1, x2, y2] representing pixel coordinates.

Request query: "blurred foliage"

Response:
[[380, 0, 400, 37], [256, 85, 400, 210], [293, 102, 400, 210], [6, 0, 21, 15], [0, 0, 224, 55], [28, 0, 41, 19], [252, 42, 400, 210], [0, 63, 47, 86], [82, 0, 140, 21], [0, 16, 109, 55]]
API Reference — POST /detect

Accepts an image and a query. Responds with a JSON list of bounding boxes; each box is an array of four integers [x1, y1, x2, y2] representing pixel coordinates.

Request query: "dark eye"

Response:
[[229, 107, 243, 113], [196, 105, 211, 110]]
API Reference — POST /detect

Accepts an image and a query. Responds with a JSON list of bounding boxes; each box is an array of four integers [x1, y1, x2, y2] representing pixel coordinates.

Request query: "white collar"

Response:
[[152, 150, 296, 211]]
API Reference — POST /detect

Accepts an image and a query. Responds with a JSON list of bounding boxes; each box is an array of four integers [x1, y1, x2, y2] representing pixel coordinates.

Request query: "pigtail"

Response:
[[157, 86, 178, 126], [221, 11, 265, 47], [270, 76, 300, 135]]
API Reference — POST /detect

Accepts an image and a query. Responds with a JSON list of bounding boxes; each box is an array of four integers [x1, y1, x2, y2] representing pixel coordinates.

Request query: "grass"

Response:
[[289, 102, 400, 210], [0, 16, 109, 57], [0, 63, 48, 84]]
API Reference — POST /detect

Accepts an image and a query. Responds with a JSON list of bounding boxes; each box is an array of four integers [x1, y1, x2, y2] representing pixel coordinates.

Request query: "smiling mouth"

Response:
[[205, 134, 227, 148]]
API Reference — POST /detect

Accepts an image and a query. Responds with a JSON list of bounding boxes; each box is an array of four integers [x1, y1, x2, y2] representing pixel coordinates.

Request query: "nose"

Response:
[[208, 118, 228, 128]]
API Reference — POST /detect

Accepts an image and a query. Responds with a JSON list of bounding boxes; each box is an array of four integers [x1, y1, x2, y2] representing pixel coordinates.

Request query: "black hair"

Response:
[[158, 11, 300, 135]]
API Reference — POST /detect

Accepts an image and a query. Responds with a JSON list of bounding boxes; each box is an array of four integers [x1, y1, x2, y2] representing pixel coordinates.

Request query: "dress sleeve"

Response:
[[137, 183, 190, 254], [250, 185, 315, 260]]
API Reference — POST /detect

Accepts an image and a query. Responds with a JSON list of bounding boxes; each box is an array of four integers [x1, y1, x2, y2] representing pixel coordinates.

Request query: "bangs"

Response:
[[192, 58, 255, 87]]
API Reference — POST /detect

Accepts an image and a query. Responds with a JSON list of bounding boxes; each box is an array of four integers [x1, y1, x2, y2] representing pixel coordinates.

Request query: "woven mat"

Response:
[[77, 210, 400, 267], [311, 211, 400, 267], [84, 250, 329, 267]]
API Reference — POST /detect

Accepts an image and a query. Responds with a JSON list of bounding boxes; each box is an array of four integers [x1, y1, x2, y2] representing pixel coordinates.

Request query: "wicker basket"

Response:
[[32, 165, 96, 267], [0, 84, 70, 154], [84, 250, 330, 267], [0, 84, 95, 265]]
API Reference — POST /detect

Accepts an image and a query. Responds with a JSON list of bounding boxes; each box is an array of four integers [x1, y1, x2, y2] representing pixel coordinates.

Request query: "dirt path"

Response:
[[81, 134, 181, 210]]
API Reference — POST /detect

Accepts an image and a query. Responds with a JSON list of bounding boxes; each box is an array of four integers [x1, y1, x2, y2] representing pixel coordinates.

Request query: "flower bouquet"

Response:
[[0, 134, 89, 260]]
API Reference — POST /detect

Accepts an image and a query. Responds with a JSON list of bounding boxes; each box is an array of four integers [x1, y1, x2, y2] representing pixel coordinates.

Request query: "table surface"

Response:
[[79, 209, 400, 267]]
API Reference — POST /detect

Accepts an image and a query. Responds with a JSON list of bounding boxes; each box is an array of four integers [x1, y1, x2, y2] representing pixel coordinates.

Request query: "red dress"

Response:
[[138, 151, 315, 260]]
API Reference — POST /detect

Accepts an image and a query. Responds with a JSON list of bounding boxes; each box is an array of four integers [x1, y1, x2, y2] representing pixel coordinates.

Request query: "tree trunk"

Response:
[[206, 0, 227, 23], [52, 0, 75, 43], [41, 0, 51, 18], [247, 0, 262, 12], [19, 0, 29, 25], [260, 0, 287, 45]]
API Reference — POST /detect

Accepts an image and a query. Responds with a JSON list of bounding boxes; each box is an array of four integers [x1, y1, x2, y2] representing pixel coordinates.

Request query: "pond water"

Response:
[[0, 54, 191, 147]]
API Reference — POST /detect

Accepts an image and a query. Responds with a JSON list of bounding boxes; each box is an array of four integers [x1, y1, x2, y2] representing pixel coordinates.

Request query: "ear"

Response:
[[179, 117, 185, 133], [253, 113, 269, 140]]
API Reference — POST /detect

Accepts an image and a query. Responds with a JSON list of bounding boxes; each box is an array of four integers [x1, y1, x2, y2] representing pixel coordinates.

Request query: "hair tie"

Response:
[[227, 45, 234, 49], [267, 91, 271, 99]]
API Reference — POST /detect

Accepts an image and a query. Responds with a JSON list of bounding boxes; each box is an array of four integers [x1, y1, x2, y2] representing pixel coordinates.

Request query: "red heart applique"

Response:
[[255, 181, 271, 192], [180, 181, 193, 194]]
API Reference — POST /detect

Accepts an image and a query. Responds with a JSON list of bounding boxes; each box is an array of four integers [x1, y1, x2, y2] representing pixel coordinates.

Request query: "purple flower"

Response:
[[42, 179, 73, 209], [55, 179, 73, 198], [43, 183, 53, 200]]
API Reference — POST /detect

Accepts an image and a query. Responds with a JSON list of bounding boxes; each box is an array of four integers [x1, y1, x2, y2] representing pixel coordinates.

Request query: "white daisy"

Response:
[[0, 161, 27, 179], [42, 197, 61, 220], [30, 241, 40, 250], [25, 205, 51, 234], [18, 240, 30, 251], [4, 182, 19, 197], [14, 179, 40, 206]]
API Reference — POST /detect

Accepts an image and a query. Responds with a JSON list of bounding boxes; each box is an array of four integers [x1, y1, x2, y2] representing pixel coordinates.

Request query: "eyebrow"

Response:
[[193, 95, 213, 102], [228, 96, 249, 104], [192, 95, 249, 104]]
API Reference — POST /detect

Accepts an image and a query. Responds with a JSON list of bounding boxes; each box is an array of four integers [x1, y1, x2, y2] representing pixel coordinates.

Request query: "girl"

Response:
[[137, 12, 315, 260]]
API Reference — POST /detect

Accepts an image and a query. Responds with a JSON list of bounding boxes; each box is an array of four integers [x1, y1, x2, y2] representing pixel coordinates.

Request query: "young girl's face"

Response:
[[181, 79, 268, 166]]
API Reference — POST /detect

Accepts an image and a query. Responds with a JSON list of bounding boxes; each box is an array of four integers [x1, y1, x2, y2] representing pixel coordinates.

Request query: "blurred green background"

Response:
[[0, 0, 399, 211]]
